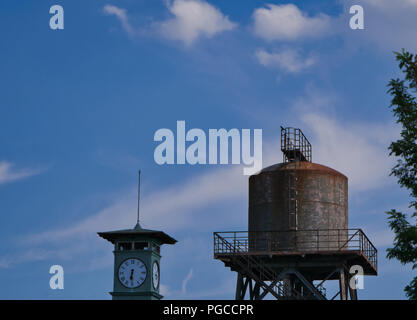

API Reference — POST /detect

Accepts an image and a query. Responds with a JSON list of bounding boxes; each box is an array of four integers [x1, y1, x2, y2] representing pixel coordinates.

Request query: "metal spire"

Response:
[[135, 170, 142, 229]]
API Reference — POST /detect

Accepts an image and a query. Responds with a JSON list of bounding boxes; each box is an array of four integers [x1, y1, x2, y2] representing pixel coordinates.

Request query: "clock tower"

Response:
[[98, 222, 176, 300], [97, 171, 177, 300]]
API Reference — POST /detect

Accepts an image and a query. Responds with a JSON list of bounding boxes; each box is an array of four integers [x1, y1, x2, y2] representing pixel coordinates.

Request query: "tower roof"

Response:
[[97, 222, 177, 245], [254, 161, 347, 179]]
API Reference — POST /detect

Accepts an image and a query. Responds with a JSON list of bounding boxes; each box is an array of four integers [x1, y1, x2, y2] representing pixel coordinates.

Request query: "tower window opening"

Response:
[[118, 242, 132, 251], [134, 242, 148, 250]]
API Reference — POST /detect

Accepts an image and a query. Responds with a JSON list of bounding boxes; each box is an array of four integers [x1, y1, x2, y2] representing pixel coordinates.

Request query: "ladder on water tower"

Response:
[[281, 127, 312, 231], [283, 132, 298, 231], [288, 159, 297, 230]]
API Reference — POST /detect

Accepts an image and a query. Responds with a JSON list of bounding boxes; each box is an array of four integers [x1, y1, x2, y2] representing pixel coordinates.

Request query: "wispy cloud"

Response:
[[157, 0, 237, 45], [103, 4, 134, 35], [102, 1, 236, 45], [181, 268, 194, 294], [0, 243, 93, 269], [21, 165, 247, 247], [101, 1, 417, 54], [255, 48, 316, 73], [160, 271, 235, 299], [0, 161, 43, 185]]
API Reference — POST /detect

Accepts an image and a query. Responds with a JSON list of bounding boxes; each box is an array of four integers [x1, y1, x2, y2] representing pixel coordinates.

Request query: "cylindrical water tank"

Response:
[[248, 162, 348, 251]]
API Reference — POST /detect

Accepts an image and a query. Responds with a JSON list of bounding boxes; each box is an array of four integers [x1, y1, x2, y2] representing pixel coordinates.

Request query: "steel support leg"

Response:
[[235, 273, 249, 300], [338, 268, 348, 300]]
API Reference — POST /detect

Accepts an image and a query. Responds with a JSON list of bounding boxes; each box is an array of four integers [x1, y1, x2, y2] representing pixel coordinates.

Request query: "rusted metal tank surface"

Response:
[[248, 162, 348, 252]]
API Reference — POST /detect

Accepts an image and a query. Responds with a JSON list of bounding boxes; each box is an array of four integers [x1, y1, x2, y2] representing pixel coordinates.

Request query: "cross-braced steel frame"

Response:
[[214, 230, 377, 300]]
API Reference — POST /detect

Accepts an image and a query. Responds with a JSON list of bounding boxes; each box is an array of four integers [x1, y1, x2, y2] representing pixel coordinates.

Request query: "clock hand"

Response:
[[130, 269, 134, 280]]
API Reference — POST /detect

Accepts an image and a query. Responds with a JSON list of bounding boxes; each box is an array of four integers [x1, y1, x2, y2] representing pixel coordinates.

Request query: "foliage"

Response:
[[386, 49, 417, 300]]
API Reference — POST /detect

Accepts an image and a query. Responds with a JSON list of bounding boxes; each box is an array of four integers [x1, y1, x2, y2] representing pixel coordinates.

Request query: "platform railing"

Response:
[[281, 127, 312, 162], [214, 229, 377, 272]]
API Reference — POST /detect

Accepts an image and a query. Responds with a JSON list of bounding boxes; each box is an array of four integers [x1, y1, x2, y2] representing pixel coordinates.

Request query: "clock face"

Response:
[[118, 258, 147, 289], [152, 261, 160, 290]]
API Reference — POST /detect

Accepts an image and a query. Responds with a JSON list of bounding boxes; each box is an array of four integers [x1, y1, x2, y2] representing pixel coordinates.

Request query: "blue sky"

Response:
[[0, 0, 416, 299]]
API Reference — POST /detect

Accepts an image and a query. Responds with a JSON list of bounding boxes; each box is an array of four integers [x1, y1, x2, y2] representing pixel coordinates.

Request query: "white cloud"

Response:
[[0, 161, 42, 185], [251, 1, 417, 52], [181, 268, 193, 294], [255, 48, 316, 73], [252, 4, 332, 41], [103, 5, 134, 35], [158, 0, 237, 45]]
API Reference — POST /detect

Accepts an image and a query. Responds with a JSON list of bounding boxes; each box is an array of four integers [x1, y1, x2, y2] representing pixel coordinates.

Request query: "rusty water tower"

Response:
[[214, 127, 377, 300]]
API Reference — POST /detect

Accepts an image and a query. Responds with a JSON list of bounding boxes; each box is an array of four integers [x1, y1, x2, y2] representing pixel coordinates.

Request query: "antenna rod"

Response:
[[137, 170, 141, 225]]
